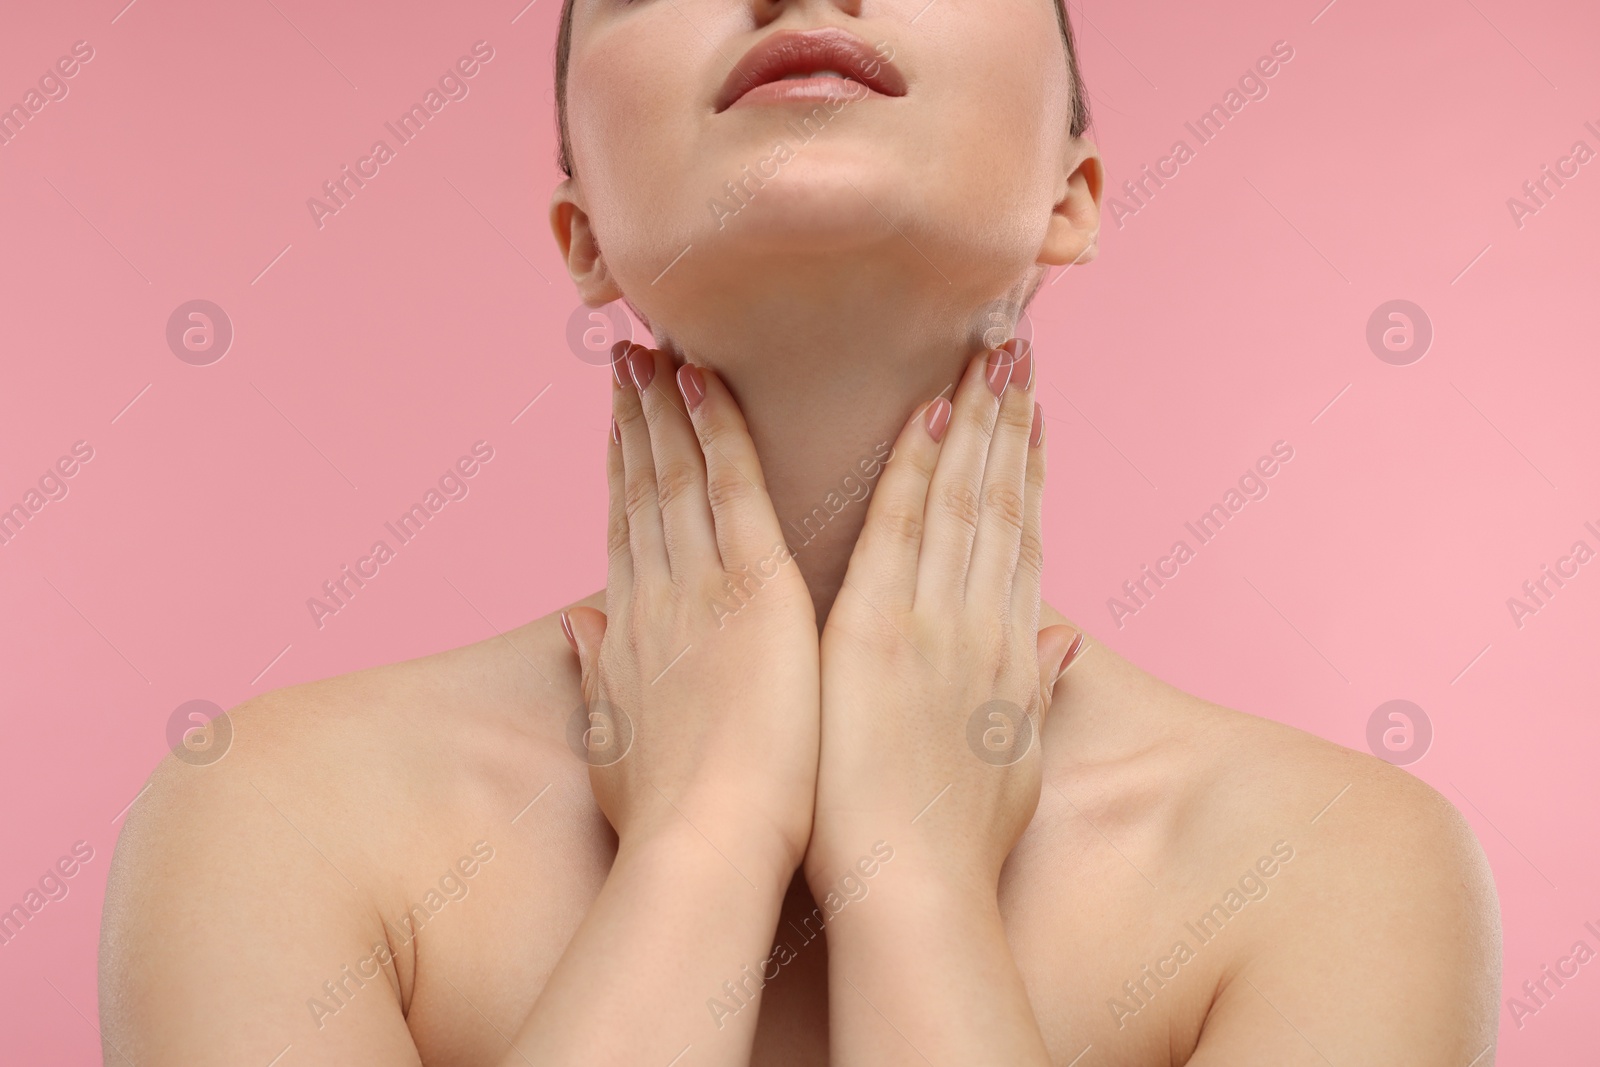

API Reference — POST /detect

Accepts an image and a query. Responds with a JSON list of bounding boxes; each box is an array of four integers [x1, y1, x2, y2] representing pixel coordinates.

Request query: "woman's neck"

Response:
[[657, 274, 1014, 623]]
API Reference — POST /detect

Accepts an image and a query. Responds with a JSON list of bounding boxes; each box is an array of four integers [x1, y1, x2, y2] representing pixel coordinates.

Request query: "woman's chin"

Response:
[[604, 174, 1026, 343], [694, 177, 910, 255]]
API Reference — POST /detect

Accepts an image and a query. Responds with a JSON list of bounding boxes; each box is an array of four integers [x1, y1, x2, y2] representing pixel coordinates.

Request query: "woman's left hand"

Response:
[[807, 339, 1081, 899], [806, 339, 1081, 1066]]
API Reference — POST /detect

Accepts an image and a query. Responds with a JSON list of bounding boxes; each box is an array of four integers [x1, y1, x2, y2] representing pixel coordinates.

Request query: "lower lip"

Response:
[[727, 77, 878, 109]]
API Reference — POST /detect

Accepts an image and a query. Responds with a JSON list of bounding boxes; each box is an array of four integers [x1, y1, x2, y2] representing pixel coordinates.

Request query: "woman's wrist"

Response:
[[616, 813, 799, 900], [809, 821, 1001, 897], [857, 858, 995, 924]]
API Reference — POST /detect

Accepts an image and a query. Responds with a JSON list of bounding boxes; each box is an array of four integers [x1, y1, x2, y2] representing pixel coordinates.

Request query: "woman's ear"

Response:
[[550, 179, 624, 305], [1039, 142, 1103, 269]]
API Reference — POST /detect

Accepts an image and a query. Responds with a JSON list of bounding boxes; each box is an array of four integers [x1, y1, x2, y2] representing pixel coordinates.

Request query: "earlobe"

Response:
[[549, 180, 624, 305], [1039, 144, 1103, 269]]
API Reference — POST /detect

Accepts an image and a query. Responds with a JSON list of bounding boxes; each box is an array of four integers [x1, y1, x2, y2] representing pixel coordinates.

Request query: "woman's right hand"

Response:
[[562, 342, 820, 889]]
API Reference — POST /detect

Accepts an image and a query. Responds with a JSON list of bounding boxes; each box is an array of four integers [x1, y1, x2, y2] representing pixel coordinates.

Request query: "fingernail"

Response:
[[677, 364, 706, 412], [1030, 402, 1045, 447], [1003, 338, 1033, 392], [925, 397, 952, 442], [1055, 631, 1085, 681], [610, 341, 630, 389], [610, 416, 620, 444], [627, 345, 656, 391], [560, 610, 578, 654], [985, 348, 1014, 397]]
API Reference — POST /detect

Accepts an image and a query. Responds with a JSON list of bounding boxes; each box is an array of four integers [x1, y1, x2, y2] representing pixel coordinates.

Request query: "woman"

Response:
[[100, 1, 1501, 1063]]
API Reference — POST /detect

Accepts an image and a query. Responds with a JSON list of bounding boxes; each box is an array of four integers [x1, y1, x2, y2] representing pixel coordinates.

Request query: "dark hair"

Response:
[[554, 1, 1091, 178]]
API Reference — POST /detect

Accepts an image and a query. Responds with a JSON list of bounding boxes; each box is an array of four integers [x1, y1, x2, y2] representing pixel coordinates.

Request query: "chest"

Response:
[[392, 784, 1218, 1066]]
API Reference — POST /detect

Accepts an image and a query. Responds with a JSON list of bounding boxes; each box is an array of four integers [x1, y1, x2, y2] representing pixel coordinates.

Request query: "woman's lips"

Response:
[[715, 27, 906, 113], [730, 75, 873, 108]]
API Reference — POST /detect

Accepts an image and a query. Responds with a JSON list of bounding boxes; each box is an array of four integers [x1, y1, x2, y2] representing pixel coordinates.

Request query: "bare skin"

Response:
[[102, 3, 1500, 1060], [100, 343, 1499, 1066], [100, 588, 1500, 1066]]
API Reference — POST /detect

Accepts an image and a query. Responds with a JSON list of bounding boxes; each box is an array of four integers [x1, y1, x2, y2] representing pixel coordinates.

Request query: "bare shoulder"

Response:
[[107, 601, 582, 874], [1187, 699, 1501, 1061], [1162, 681, 1493, 882], [1050, 633, 1501, 1062], [99, 603, 591, 1061]]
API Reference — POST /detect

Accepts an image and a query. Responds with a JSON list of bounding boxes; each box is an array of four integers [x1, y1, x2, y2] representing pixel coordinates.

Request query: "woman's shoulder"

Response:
[[1168, 676, 1484, 884], [98, 603, 600, 1054], [1066, 635, 1491, 886], [104, 602, 590, 910], [1042, 616, 1486, 879], [1046, 635, 1500, 1050], [186, 602, 583, 788]]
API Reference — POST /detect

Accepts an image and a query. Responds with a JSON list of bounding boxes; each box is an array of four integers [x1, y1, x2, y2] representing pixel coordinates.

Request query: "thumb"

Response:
[[561, 607, 609, 703], [1036, 624, 1085, 720]]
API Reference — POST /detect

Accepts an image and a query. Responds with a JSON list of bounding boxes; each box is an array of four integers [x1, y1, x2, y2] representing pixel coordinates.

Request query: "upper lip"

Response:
[[714, 27, 906, 112]]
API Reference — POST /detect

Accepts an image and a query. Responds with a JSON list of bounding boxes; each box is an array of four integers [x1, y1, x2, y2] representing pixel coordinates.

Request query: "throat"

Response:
[[647, 263, 1035, 622]]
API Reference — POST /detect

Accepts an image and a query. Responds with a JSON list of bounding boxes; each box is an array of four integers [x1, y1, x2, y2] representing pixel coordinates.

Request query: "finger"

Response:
[[564, 606, 609, 706], [914, 348, 1010, 608], [967, 340, 1036, 614], [1010, 398, 1048, 631], [613, 343, 669, 580], [1036, 624, 1083, 722], [603, 362, 634, 609], [627, 345, 719, 577], [679, 364, 790, 571], [840, 396, 949, 611]]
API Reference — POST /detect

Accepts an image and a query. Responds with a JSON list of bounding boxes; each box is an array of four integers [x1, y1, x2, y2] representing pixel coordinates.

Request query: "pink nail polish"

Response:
[[985, 349, 1013, 397], [677, 364, 706, 412], [925, 397, 952, 442], [560, 610, 578, 653], [627, 345, 656, 391], [1030, 402, 1045, 447], [610, 416, 620, 444], [1057, 631, 1084, 678], [1003, 339, 1034, 392], [610, 341, 630, 389]]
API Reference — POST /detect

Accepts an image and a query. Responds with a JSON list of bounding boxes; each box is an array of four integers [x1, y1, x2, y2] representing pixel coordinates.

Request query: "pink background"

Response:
[[2, 0, 1597, 1060]]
